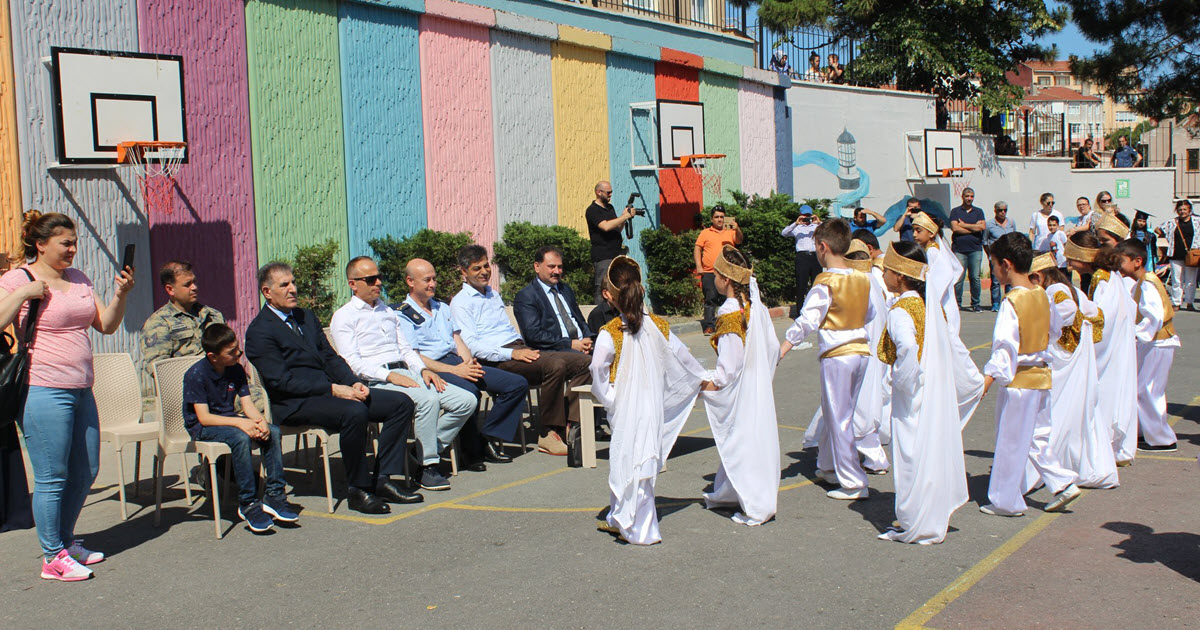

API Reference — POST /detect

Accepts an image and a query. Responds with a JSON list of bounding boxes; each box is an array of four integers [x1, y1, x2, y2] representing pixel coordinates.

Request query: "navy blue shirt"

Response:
[[898, 215, 915, 242], [949, 205, 986, 253], [182, 359, 251, 439]]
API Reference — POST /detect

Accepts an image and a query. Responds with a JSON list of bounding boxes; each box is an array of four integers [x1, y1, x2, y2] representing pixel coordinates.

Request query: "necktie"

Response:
[[551, 287, 580, 339], [285, 314, 304, 337]]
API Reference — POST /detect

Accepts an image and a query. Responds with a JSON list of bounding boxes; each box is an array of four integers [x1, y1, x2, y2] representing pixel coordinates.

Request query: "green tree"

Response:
[[741, 0, 1067, 109], [1065, 0, 1199, 118], [290, 238, 340, 326], [370, 229, 476, 303], [1104, 119, 1157, 147]]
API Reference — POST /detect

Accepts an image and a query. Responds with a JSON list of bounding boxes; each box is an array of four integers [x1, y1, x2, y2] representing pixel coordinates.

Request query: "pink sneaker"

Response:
[[41, 549, 93, 582], [66, 540, 105, 565]]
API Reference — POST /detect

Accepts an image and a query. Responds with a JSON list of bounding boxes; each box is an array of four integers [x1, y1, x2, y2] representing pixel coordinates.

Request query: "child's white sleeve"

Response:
[[711, 333, 745, 389], [784, 284, 830, 345], [589, 329, 617, 410]]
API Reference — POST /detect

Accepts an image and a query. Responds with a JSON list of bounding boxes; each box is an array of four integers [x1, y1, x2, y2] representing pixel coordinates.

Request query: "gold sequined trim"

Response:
[[1088, 269, 1110, 301], [878, 297, 925, 365], [602, 314, 672, 382], [710, 309, 747, 352], [1053, 288, 1105, 353]]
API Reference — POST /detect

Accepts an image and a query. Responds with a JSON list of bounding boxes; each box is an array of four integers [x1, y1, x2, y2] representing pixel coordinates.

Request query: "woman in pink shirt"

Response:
[[0, 211, 134, 582]]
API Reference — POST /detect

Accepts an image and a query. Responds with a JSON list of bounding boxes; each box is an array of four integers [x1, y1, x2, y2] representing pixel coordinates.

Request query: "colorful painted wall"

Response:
[[0, 0, 789, 363]]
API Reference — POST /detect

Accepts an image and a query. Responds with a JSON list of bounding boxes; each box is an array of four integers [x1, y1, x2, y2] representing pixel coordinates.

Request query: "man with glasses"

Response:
[[983, 201, 1017, 311], [585, 181, 636, 306], [331, 256, 477, 492]]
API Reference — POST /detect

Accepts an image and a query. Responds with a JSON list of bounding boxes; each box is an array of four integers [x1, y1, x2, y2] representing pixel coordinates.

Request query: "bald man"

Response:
[[585, 180, 636, 305], [394, 259, 528, 466]]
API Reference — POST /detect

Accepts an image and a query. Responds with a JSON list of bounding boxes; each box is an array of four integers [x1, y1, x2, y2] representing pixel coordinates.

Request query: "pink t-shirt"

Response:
[[0, 267, 97, 388]]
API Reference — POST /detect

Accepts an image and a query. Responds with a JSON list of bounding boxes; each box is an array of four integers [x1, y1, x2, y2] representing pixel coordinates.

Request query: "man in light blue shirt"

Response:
[[452, 245, 591, 457], [983, 201, 1017, 311]]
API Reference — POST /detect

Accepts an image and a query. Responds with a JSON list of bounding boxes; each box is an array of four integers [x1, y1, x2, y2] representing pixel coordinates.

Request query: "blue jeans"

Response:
[[954, 250, 982, 308], [196, 423, 285, 506], [990, 280, 1010, 308], [19, 386, 100, 560]]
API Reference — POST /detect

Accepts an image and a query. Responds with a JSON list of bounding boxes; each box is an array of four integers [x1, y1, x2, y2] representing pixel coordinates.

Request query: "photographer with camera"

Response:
[[585, 181, 640, 307], [892, 197, 923, 243], [781, 205, 820, 317]]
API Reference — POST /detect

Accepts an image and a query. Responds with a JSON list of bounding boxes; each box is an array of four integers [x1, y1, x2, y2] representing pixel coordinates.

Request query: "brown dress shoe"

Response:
[[537, 431, 568, 456]]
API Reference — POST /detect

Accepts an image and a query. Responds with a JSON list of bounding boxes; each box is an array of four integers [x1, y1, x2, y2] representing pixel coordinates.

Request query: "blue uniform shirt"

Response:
[[394, 296, 458, 361]]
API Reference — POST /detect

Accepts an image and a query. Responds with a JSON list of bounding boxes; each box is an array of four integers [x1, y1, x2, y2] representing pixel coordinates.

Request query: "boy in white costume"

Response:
[[877, 241, 968, 544], [1025, 253, 1118, 490], [1116, 239, 1180, 452], [911, 213, 984, 426], [780, 219, 875, 500], [590, 257, 705, 545], [980, 233, 1081, 517], [1066, 231, 1139, 466], [700, 245, 782, 525]]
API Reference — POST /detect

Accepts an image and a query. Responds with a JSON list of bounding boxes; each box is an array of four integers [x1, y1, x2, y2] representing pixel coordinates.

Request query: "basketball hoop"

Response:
[[939, 167, 976, 198], [117, 141, 186, 214], [681, 153, 728, 197]]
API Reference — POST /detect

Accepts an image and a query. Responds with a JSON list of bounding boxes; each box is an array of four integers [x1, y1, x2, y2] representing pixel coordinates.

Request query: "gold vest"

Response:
[[1052, 287, 1104, 354], [814, 271, 870, 331], [1087, 269, 1110, 301], [1133, 274, 1177, 341], [710, 309, 747, 352], [1005, 287, 1051, 389], [878, 296, 925, 365], [601, 314, 672, 383]]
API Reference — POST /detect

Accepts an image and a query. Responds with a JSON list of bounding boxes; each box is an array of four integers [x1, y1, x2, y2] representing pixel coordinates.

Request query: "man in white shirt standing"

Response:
[[331, 256, 477, 492], [782, 205, 821, 316]]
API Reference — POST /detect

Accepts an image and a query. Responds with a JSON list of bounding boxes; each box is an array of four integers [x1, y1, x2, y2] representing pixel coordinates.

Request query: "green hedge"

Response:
[[493, 222, 594, 305], [290, 238, 340, 325], [370, 229, 476, 303], [640, 225, 702, 316]]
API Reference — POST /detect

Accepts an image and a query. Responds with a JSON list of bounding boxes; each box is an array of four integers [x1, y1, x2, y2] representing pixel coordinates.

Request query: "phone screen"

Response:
[[122, 244, 135, 272]]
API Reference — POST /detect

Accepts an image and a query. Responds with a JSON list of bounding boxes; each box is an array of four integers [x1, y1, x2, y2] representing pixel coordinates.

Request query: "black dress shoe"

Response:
[[376, 479, 425, 504], [346, 487, 391, 515], [484, 439, 513, 464], [463, 461, 488, 473]]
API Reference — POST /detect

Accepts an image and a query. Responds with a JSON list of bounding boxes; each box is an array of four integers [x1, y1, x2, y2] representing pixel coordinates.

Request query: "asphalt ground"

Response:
[[1, 307, 1197, 629]]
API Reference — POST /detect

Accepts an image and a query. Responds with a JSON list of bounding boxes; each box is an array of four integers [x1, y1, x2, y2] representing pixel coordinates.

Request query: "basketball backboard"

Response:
[[51, 47, 187, 165], [923, 129, 961, 177], [657, 100, 704, 167]]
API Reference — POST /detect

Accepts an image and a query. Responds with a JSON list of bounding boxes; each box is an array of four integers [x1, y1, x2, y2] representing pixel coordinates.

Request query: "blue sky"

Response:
[[1038, 2, 1102, 60]]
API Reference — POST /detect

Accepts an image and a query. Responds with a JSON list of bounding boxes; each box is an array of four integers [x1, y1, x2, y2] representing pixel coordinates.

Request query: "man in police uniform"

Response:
[[139, 261, 225, 394]]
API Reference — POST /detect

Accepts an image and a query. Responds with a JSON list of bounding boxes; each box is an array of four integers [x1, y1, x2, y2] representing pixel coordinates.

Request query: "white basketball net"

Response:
[[684, 154, 730, 197]]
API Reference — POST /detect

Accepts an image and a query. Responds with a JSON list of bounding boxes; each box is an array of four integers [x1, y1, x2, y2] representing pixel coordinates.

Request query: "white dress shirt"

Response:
[[781, 222, 818, 252], [329, 296, 426, 382]]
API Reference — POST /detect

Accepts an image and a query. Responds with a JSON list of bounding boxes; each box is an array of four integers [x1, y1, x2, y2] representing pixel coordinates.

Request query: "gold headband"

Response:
[[1064, 239, 1098, 263], [1030, 253, 1056, 274], [847, 240, 869, 256], [1095, 211, 1130, 239], [912, 212, 939, 235], [712, 245, 752, 284], [604, 255, 642, 292], [846, 259, 872, 273], [883, 245, 927, 281]]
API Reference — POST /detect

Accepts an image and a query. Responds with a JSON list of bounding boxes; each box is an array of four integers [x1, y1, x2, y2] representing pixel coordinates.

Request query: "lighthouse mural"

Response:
[[836, 128, 860, 216]]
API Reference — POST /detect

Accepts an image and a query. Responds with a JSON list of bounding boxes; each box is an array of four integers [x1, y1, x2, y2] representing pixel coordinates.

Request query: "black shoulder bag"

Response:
[[0, 269, 43, 428]]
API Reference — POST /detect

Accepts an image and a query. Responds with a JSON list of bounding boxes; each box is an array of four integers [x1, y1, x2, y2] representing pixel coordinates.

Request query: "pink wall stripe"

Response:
[[419, 15, 498, 275], [138, 0, 259, 336], [423, 0, 495, 26]]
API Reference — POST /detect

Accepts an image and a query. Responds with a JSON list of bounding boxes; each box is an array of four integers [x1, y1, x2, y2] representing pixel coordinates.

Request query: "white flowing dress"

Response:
[[879, 290, 968, 544], [1090, 271, 1139, 462], [590, 315, 705, 545], [924, 237, 985, 425], [701, 279, 782, 525]]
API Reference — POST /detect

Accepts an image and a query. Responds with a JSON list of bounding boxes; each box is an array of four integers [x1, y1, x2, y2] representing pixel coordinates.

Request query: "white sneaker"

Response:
[[979, 504, 1024, 517], [826, 487, 868, 500], [1044, 484, 1081, 512], [66, 540, 105, 565]]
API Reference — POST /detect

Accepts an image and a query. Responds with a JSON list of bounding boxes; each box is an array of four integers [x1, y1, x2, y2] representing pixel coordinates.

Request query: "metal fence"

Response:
[[754, 25, 897, 87], [584, 0, 748, 34]]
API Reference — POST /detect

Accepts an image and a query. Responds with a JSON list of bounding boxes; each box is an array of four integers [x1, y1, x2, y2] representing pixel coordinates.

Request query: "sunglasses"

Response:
[[1099, 198, 1112, 203], [352, 274, 382, 284]]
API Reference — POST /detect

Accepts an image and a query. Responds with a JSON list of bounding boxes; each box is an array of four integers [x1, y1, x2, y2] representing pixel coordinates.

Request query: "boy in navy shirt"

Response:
[[183, 324, 298, 532]]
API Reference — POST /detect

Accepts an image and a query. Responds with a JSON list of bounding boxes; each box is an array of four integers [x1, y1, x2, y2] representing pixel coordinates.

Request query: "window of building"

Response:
[[1055, 76, 1070, 86], [1037, 77, 1051, 86], [1188, 149, 1199, 172], [1069, 104, 1081, 116], [1069, 123, 1081, 138], [1115, 111, 1138, 123]]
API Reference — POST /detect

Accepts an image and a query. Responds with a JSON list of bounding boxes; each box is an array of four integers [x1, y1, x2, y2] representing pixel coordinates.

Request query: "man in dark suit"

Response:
[[513, 246, 593, 353], [244, 262, 422, 515]]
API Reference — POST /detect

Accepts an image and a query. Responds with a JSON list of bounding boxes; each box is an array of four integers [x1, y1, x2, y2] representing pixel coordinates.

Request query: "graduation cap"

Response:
[[1134, 209, 1153, 222]]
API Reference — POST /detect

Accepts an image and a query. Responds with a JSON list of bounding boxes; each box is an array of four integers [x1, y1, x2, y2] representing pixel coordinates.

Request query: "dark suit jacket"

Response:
[[244, 306, 359, 422], [513, 280, 592, 351]]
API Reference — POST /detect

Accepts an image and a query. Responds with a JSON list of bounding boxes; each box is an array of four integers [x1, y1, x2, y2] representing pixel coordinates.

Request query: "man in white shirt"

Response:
[[781, 205, 821, 316], [331, 256, 477, 492]]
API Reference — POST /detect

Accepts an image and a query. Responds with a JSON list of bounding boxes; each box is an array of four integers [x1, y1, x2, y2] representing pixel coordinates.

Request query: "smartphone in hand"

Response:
[[121, 244, 135, 274]]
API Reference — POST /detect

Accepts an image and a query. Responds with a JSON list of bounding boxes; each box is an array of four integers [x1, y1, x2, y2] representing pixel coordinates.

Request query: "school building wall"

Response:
[[0, 0, 789, 363]]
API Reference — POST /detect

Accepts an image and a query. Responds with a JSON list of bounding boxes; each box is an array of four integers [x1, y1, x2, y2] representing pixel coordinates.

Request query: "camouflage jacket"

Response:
[[139, 301, 225, 393]]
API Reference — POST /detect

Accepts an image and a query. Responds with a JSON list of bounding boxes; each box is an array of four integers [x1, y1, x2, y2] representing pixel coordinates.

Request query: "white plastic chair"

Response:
[[152, 356, 232, 539], [93, 353, 161, 520]]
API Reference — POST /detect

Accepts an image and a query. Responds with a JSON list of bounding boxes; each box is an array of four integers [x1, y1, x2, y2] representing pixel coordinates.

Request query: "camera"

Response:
[[627, 193, 645, 216]]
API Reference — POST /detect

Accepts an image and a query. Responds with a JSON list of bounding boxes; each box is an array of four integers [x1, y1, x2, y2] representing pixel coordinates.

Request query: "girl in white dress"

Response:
[[1065, 231, 1139, 466], [590, 256, 705, 545], [1024, 254, 1119, 490], [700, 246, 782, 526], [877, 241, 968, 544]]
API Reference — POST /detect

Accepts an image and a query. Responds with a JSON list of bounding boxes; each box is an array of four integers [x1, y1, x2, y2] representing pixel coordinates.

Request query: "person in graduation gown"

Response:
[[700, 246, 782, 526], [590, 256, 705, 545], [876, 241, 968, 544], [1066, 231, 1139, 466], [1116, 239, 1181, 452], [1024, 254, 1118, 491], [910, 212, 984, 426]]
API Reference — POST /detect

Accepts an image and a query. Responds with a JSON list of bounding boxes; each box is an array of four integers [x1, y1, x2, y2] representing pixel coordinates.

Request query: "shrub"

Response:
[[370, 229, 476, 303], [493, 222, 594, 304], [290, 238, 340, 325], [640, 225, 702, 316]]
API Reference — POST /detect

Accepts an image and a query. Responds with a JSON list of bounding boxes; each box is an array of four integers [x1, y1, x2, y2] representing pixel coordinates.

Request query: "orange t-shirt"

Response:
[[695, 227, 737, 273]]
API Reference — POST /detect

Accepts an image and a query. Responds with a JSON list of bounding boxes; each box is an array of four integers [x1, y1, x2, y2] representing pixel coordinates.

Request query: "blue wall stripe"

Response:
[[606, 52, 659, 273]]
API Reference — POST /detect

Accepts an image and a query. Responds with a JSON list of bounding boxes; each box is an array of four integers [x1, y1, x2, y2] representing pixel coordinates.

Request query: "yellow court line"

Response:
[[779, 479, 816, 492], [967, 342, 990, 352], [680, 424, 712, 437], [894, 509, 1067, 630], [1136, 453, 1194, 462], [778, 424, 809, 432]]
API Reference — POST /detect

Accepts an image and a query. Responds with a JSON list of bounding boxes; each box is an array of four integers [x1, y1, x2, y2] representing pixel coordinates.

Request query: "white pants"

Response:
[[1168, 260, 1198, 306], [989, 387, 1077, 514], [1137, 344, 1177, 446], [373, 369, 477, 466], [816, 354, 869, 491], [609, 479, 660, 545], [856, 432, 890, 472]]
